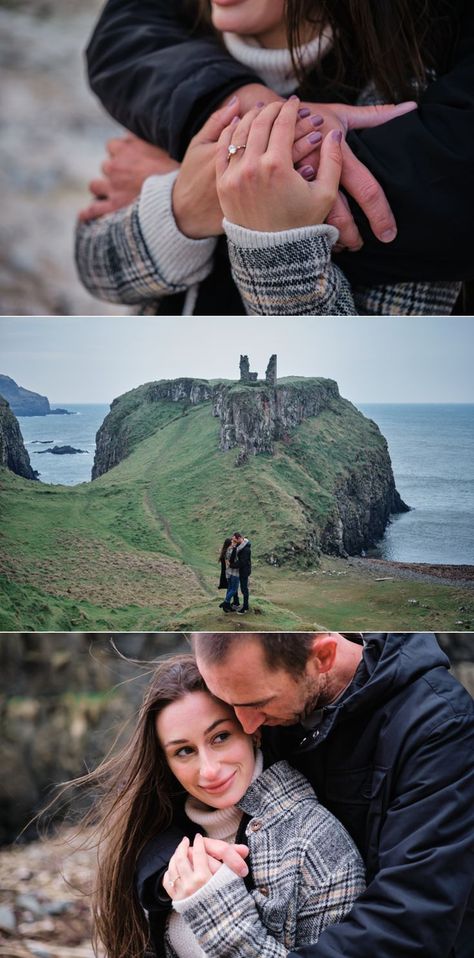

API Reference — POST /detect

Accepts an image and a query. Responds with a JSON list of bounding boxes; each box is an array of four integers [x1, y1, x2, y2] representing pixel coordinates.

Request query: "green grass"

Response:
[[1, 396, 472, 632]]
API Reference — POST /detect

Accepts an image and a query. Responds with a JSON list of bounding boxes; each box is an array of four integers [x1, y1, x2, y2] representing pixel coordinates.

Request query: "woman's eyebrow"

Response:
[[164, 718, 230, 748]]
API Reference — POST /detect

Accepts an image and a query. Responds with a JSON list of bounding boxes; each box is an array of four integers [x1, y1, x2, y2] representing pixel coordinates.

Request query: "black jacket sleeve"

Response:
[[86, 0, 258, 159]]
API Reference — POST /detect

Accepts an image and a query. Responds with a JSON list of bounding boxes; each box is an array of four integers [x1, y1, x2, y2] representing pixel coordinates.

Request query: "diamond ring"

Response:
[[227, 144, 246, 159]]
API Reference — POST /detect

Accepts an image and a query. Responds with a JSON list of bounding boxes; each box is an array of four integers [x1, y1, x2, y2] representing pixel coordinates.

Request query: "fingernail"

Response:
[[231, 115, 240, 125], [240, 865, 249, 876], [310, 114, 323, 127], [289, 94, 299, 100], [331, 129, 343, 143], [381, 227, 397, 242], [255, 100, 265, 108], [298, 107, 311, 118], [299, 165, 315, 179], [228, 95, 238, 106], [308, 131, 322, 144]]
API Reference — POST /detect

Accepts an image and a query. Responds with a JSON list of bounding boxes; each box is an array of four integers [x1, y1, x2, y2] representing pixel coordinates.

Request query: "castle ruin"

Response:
[[239, 354, 277, 385]]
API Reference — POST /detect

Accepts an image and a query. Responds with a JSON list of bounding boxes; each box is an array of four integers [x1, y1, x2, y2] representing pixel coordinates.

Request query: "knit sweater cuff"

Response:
[[172, 864, 240, 914], [223, 218, 339, 250], [139, 172, 217, 285]]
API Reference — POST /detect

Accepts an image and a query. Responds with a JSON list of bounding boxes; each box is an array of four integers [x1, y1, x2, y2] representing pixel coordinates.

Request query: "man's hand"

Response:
[[79, 133, 179, 221], [296, 101, 417, 249]]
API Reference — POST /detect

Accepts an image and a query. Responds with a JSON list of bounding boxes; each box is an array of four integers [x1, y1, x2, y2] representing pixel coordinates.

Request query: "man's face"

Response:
[[195, 636, 324, 734]]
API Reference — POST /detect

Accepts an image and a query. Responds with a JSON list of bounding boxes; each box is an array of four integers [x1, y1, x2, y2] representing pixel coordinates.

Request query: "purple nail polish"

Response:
[[228, 95, 238, 106], [331, 129, 343, 144], [298, 108, 311, 118], [308, 131, 322, 144], [255, 100, 265, 108], [310, 114, 323, 127], [299, 165, 315, 179], [289, 94, 299, 100]]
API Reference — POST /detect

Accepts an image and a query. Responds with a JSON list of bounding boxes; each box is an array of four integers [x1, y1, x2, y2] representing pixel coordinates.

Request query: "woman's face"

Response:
[[210, 0, 287, 48], [156, 690, 256, 808]]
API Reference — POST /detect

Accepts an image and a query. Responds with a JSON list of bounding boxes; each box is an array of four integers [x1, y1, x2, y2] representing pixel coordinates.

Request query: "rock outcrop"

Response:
[[36, 445, 87, 455], [0, 374, 72, 417], [0, 374, 50, 416], [212, 378, 340, 456], [0, 397, 37, 480], [93, 378, 213, 478]]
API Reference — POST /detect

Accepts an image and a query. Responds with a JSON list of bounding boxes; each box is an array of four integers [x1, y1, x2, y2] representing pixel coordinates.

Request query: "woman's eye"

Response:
[[175, 746, 194, 758], [213, 731, 231, 744]]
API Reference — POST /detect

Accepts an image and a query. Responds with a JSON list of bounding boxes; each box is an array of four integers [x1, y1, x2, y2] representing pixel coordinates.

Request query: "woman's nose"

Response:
[[198, 750, 220, 781]]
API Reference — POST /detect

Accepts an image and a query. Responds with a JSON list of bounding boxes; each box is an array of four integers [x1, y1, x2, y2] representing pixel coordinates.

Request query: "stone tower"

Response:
[[239, 355, 250, 382], [265, 354, 277, 385]]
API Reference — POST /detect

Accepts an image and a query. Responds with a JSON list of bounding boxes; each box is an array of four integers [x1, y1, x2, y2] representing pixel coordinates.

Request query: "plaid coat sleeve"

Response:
[[224, 221, 357, 316], [178, 860, 365, 958], [75, 186, 216, 308]]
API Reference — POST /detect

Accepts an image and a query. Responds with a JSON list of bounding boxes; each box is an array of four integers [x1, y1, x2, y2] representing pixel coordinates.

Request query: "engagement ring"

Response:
[[227, 144, 246, 159]]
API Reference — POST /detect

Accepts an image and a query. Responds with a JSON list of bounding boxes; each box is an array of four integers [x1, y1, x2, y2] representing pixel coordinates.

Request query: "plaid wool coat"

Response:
[[164, 760, 366, 958]]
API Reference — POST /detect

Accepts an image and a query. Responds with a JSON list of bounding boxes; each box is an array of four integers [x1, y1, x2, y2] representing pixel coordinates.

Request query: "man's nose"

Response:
[[234, 707, 265, 734]]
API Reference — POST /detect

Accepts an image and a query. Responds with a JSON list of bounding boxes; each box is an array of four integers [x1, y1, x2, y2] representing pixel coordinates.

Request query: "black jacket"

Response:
[[233, 540, 251, 577], [135, 634, 473, 957], [86, 0, 474, 293]]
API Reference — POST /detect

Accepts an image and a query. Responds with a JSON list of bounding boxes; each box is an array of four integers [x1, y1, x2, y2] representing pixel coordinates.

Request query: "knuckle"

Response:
[[357, 178, 382, 208]]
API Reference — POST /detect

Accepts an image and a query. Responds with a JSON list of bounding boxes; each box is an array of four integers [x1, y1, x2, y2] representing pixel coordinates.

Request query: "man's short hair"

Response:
[[232, 531, 242, 538], [192, 634, 318, 678]]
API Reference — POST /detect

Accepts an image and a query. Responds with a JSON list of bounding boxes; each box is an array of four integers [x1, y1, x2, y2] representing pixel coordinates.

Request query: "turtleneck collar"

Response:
[[223, 28, 332, 96]]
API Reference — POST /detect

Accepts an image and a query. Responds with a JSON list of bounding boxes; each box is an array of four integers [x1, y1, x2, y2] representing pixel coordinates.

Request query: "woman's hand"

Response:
[[216, 98, 343, 233], [172, 97, 328, 239], [163, 834, 221, 901]]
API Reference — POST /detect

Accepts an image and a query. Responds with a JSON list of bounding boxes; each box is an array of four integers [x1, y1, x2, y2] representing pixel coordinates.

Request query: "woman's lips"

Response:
[[200, 770, 237, 794]]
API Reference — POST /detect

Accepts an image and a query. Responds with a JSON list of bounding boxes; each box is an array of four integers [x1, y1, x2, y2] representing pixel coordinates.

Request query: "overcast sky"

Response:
[[1, 315, 473, 404]]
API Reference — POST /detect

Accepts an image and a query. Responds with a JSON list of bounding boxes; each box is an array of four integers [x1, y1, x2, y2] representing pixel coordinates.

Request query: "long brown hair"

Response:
[[192, 0, 457, 101], [66, 655, 208, 958]]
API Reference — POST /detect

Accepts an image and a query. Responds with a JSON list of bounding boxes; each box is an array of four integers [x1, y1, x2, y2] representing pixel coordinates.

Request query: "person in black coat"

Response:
[[84, 0, 474, 313], [231, 532, 251, 614]]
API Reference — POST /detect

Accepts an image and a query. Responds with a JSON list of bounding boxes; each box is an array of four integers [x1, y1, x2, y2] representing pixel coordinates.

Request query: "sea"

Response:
[[18, 403, 109, 487], [17, 403, 474, 566]]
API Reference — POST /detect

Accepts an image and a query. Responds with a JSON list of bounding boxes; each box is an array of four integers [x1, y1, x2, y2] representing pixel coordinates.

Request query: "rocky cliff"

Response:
[[92, 378, 213, 478], [0, 374, 50, 416], [91, 375, 408, 559], [213, 378, 340, 458], [0, 397, 37, 480]]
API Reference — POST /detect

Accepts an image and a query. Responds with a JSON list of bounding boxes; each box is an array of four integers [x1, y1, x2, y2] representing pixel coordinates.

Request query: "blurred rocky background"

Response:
[[0, 0, 127, 315], [0, 632, 472, 957]]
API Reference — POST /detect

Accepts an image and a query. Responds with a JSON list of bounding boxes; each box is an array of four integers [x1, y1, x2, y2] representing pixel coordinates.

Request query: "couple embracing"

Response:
[[218, 532, 251, 614], [77, 632, 473, 957]]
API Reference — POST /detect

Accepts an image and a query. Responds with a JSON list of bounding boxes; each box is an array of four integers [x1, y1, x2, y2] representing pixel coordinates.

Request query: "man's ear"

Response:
[[310, 634, 338, 674]]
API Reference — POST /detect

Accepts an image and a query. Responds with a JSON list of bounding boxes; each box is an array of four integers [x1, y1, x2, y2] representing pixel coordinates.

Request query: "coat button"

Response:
[[249, 819, 263, 832], [260, 886, 269, 896]]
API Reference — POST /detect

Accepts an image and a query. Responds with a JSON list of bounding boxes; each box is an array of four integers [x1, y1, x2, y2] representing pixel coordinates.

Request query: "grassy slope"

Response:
[[0, 400, 472, 631]]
